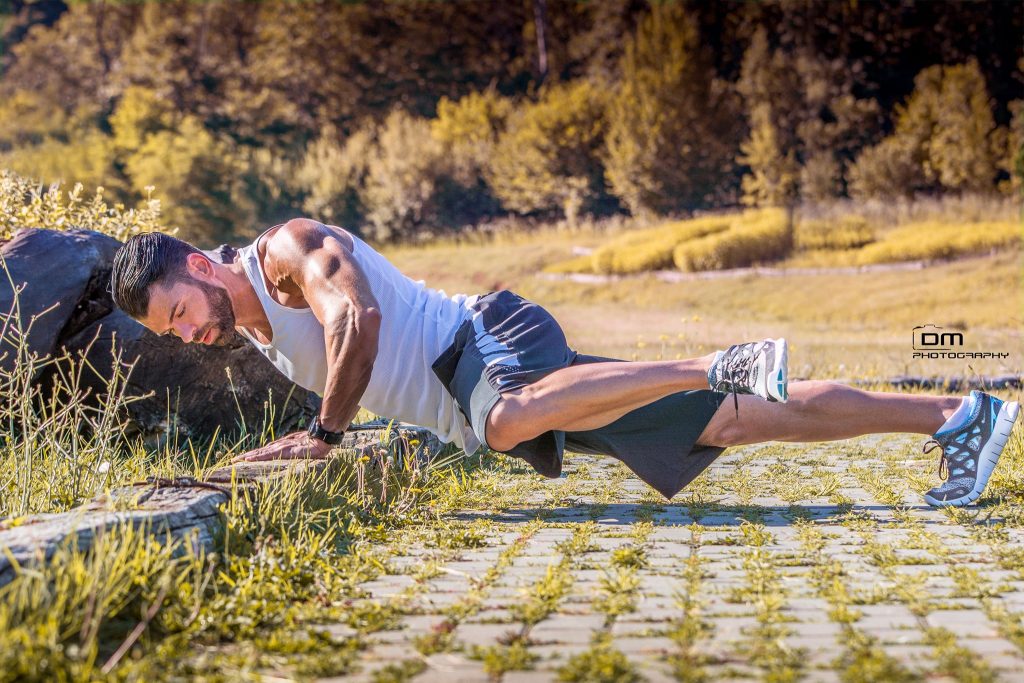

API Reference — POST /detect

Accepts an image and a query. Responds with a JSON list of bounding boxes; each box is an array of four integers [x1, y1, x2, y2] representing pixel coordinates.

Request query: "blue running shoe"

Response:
[[923, 390, 1021, 507]]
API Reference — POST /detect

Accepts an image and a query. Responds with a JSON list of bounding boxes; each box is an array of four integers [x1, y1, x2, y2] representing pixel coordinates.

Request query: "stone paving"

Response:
[[320, 432, 1024, 682]]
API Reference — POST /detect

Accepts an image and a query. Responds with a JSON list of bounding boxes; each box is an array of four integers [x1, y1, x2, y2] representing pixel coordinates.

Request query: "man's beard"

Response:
[[195, 281, 237, 347]]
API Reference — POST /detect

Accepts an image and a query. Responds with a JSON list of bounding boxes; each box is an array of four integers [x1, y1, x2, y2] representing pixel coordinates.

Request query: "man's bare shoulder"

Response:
[[262, 219, 356, 285], [265, 219, 355, 260]]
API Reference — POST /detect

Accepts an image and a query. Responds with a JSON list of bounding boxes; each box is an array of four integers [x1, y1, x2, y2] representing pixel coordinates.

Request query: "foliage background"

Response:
[[0, 0, 1020, 246]]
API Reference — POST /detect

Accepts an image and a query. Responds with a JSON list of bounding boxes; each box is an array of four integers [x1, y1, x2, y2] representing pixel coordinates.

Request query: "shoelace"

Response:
[[923, 434, 975, 484], [712, 344, 755, 419], [922, 438, 950, 481], [923, 397, 987, 485]]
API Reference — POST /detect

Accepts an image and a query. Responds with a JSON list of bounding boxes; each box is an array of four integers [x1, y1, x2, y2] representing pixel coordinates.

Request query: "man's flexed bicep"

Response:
[[264, 218, 381, 433]]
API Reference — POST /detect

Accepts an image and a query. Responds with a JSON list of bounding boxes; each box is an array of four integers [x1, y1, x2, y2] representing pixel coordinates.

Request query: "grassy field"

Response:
[[383, 233, 1022, 380], [1, 207, 1022, 681]]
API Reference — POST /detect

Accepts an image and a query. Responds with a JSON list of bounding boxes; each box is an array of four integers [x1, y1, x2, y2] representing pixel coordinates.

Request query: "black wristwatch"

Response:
[[307, 415, 346, 445]]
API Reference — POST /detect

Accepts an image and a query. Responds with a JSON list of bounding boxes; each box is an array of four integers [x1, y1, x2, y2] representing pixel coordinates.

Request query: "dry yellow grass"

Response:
[[386, 235, 1022, 379], [854, 220, 1021, 264], [587, 215, 732, 274], [795, 215, 875, 251], [672, 208, 790, 271]]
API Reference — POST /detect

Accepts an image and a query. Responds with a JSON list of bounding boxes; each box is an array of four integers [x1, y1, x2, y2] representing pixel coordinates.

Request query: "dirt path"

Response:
[[537, 259, 929, 285]]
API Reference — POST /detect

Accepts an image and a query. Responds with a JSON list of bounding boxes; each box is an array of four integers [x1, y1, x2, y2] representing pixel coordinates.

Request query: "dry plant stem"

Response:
[[101, 580, 171, 674]]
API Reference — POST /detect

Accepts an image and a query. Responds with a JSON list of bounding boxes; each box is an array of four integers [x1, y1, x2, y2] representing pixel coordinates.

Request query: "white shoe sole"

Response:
[[765, 337, 788, 403], [923, 400, 1021, 508]]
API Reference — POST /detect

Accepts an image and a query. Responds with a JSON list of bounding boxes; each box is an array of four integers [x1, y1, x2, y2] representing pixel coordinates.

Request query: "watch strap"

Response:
[[307, 415, 346, 445]]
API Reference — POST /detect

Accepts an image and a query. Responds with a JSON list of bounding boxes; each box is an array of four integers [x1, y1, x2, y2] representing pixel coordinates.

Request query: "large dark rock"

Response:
[[1, 228, 314, 441], [0, 228, 121, 374], [61, 307, 313, 440]]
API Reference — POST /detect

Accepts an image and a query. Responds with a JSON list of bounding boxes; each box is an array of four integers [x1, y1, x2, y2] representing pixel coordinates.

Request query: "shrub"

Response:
[[542, 253, 596, 275], [108, 86, 258, 244], [430, 89, 512, 224], [297, 123, 373, 230], [0, 169, 165, 243], [847, 137, 927, 200], [795, 216, 875, 251], [361, 109, 454, 243], [0, 90, 71, 150], [0, 127, 121, 201], [432, 89, 513, 187], [604, 2, 738, 216], [799, 152, 843, 204], [487, 80, 612, 223], [672, 208, 792, 271], [588, 216, 732, 275], [853, 220, 1020, 265], [125, 116, 258, 244]]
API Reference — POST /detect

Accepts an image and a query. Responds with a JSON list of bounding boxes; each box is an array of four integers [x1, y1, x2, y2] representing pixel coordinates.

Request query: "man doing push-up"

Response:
[[109, 219, 1020, 506]]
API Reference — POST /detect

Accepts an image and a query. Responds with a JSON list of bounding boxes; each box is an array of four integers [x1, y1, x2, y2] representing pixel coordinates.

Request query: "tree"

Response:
[[735, 27, 879, 205], [738, 104, 798, 207], [487, 79, 612, 223], [360, 109, 454, 243], [1, 2, 140, 113], [603, 2, 740, 216], [849, 60, 1002, 198], [927, 61, 1002, 193], [297, 124, 373, 232]]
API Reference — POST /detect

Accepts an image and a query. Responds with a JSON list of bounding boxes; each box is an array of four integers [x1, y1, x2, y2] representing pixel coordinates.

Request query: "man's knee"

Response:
[[483, 397, 520, 450], [485, 395, 528, 452], [695, 406, 746, 447]]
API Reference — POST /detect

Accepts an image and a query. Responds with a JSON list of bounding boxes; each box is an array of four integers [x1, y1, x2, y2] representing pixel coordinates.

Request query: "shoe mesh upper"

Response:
[[924, 391, 1001, 503]]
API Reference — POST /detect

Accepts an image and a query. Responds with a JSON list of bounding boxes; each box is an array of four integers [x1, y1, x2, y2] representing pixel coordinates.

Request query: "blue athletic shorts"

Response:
[[430, 290, 728, 499]]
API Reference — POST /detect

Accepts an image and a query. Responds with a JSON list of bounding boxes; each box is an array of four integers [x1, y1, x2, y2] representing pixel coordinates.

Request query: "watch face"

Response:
[[308, 417, 344, 444]]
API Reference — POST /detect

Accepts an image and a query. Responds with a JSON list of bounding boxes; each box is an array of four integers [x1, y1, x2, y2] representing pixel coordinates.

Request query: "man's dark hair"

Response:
[[110, 232, 203, 318]]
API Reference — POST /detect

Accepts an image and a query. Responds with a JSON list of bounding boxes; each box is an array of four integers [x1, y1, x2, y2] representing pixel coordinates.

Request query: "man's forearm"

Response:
[[319, 360, 373, 433], [318, 311, 380, 433]]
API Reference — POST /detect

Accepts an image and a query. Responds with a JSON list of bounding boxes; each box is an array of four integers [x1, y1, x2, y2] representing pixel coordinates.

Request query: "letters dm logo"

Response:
[[911, 324, 1009, 359]]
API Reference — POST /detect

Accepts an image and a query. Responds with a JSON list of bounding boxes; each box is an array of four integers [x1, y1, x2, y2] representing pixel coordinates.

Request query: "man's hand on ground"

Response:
[[230, 432, 334, 463]]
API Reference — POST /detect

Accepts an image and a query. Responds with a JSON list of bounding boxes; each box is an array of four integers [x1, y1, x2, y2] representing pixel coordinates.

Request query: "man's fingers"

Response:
[[228, 436, 327, 464], [230, 448, 303, 463], [231, 446, 275, 463]]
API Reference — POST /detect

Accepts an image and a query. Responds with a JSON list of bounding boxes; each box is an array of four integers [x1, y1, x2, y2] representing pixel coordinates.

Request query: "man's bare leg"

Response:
[[486, 354, 717, 450], [695, 380, 962, 447]]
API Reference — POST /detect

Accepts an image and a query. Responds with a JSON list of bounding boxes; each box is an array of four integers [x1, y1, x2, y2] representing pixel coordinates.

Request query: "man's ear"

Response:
[[184, 252, 215, 281]]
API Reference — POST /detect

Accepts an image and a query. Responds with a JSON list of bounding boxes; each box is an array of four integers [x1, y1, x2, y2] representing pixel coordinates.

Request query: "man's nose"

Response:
[[176, 323, 198, 343]]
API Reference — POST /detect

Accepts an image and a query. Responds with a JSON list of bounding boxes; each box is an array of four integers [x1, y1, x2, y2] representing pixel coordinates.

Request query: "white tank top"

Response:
[[235, 228, 481, 454]]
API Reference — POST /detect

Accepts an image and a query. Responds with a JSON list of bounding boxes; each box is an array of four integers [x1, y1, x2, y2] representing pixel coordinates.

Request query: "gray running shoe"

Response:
[[923, 390, 1020, 508], [707, 338, 789, 415]]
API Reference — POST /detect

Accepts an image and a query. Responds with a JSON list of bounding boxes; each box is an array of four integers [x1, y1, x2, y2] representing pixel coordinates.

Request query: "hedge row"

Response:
[[672, 209, 791, 272], [795, 216, 875, 251], [854, 220, 1020, 264]]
